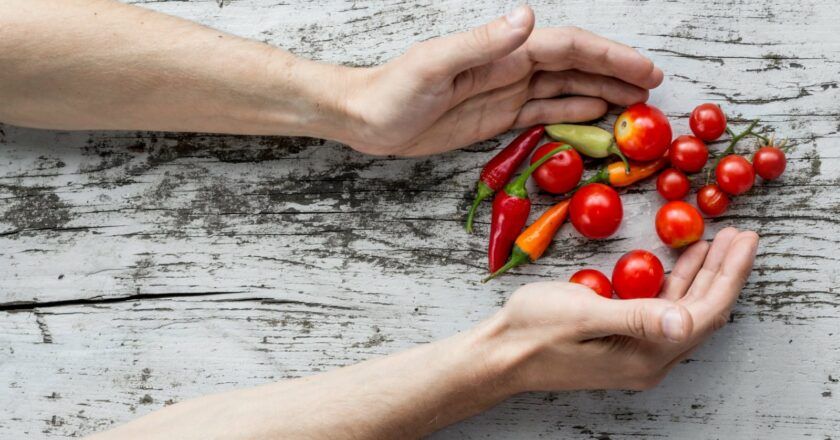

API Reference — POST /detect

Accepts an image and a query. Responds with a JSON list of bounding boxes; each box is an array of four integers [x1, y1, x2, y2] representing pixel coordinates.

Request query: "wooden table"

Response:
[[2, 0, 838, 438]]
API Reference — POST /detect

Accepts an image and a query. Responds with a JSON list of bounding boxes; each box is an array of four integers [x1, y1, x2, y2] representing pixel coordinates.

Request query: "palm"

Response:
[[505, 227, 757, 392], [344, 16, 662, 156], [610, 228, 757, 382]]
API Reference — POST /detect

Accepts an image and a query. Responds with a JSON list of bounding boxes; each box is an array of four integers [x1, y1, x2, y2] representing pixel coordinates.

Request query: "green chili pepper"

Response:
[[546, 124, 630, 172]]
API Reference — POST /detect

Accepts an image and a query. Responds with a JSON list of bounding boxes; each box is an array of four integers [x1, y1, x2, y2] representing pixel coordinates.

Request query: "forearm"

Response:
[[90, 313, 523, 440], [0, 0, 355, 139]]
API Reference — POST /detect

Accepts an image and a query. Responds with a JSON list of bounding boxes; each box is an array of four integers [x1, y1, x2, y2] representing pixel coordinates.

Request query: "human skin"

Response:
[[88, 228, 758, 440], [1, 2, 759, 439], [0, 1, 661, 156]]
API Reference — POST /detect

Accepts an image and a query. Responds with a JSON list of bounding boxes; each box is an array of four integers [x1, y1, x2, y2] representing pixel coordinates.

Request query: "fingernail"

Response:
[[661, 308, 685, 342], [505, 4, 530, 29]]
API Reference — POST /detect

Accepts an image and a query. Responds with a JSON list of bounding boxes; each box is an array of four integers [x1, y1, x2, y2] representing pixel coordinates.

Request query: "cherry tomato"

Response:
[[715, 155, 755, 195], [753, 146, 786, 180], [570, 183, 623, 239], [614, 103, 672, 161], [669, 135, 708, 173], [612, 250, 665, 299], [656, 168, 690, 201], [530, 142, 584, 194], [655, 201, 704, 248], [689, 103, 727, 141], [696, 184, 730, 217], [570, 269, 613, 298]]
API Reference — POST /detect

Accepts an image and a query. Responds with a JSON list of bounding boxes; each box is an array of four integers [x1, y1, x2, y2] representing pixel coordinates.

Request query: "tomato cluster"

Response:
[[564, 104, 787, 300], [648, 104, 789, 250], [469, 99, 788, 300]]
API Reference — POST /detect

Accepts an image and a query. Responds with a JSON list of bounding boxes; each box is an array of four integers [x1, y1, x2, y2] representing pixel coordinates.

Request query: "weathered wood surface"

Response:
[[2, 0, 839, 438]]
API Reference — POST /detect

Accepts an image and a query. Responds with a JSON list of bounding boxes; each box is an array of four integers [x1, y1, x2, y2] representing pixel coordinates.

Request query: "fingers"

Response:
[[579, 298, 694, 344], [529, 70, 649, 106], [526, 27, 664, 90], [513, 96, 608, 128], [411, 5, 534, 80], [689, 231, 759, 334], [660, 240, 709, 301], [682, 227, 740, 301]]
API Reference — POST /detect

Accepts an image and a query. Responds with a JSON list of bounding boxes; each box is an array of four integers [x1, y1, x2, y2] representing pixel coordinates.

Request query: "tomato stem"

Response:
[[709, 119, 760, 178], [779, 139, 794, 153], [748, 132, 770, 144]]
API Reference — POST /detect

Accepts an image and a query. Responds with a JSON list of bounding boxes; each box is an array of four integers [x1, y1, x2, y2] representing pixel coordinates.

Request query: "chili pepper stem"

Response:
[[608, 142, 631, 174], [504, 145, 570, 199], [578, 167, 609, 188], [481, 247, 530, 283], [464, 182, 494, 233]]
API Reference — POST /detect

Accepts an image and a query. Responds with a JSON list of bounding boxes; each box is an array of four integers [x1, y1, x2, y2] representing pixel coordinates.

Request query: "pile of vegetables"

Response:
[[467, 102, 788, 298]]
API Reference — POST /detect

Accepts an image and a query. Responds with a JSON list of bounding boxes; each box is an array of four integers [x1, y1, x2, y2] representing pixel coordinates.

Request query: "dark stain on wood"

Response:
[[0, 185, 71, 234]]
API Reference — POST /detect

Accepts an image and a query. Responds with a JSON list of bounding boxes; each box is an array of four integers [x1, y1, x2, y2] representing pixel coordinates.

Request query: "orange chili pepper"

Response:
[[482, 199, 570, 282], [583, 155, 669, 188]]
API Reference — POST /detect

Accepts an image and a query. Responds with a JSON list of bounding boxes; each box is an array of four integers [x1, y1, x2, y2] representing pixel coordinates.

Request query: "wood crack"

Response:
[[0, 290, 249, 312]]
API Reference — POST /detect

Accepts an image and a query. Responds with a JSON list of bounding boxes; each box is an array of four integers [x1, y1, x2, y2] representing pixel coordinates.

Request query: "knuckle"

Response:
[[560, 26, 588, 48], [514, 107, 538, 128], [563, 25, 584, 35], [626, 306, 648, 339], [469, 25, 494, 55], [406, 42, 443, 81]]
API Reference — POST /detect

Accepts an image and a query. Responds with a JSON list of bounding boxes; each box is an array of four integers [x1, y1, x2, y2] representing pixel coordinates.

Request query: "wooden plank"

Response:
[[1, 0, 839, 438]]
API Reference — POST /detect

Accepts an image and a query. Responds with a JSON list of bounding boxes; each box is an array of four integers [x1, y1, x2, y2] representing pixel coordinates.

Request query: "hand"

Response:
[[485, 227, 758, 392], [338, 5, 663, 156]]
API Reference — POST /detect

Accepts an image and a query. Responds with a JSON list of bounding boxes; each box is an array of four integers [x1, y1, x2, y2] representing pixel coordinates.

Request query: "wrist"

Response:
[[259, 51, 363, 141], [457, 310, 535, 399]]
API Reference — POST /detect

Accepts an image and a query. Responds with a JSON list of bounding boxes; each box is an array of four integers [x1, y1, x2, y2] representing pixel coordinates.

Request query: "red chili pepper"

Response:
[[465, 126, 545, 233], [488, 144, 570, 272], [483, 198, 571, 282]]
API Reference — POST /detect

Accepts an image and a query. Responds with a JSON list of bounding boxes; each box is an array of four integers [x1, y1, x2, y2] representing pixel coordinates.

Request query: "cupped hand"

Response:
[[339, 5, 663, 156], [494, 227, 758, 392]]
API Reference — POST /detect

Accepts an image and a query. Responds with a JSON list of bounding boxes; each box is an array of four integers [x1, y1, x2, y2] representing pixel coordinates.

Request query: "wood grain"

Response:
[[1, 0, 839, 438]]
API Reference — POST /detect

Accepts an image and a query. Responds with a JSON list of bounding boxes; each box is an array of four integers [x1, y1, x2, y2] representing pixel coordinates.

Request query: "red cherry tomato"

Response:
[[530, 142, 584, 194], [696, 184, 730, 217], [715, 155, 755, 195], [655, 201, 705, 248], [614, 103, 673, 161], [570, 269, 613, 298], [753, 146, 786, 180], [656, 168, 690, 201], [612, 250, 665, 299], [689, 103, 727, 141], [669, 135, 708, 173], [569, 183, 623, 239]]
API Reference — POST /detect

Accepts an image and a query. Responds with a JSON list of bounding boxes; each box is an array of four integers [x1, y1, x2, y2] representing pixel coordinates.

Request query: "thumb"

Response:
[[581, 298, 694, 343], [414, 5, 534, 78]]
